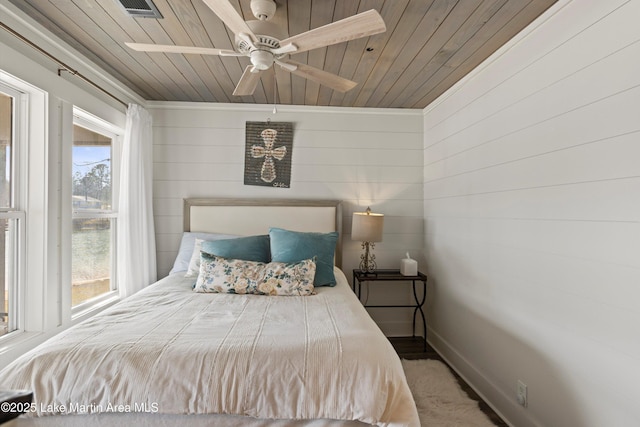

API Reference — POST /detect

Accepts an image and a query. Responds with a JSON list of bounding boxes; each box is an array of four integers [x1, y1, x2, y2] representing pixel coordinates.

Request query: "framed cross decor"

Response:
[[244, 121, 293, 188]]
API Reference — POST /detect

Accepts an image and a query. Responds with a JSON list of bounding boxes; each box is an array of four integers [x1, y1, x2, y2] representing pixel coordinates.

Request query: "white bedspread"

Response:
[[0, 269, 419, 426]]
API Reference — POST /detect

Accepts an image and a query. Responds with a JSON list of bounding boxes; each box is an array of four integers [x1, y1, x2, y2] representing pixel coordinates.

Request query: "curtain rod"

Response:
[[0, 21, 128, 108]]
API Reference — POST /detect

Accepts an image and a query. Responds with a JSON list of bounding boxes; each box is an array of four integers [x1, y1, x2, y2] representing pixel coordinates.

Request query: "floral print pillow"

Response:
[[194, 253, 316, 296]]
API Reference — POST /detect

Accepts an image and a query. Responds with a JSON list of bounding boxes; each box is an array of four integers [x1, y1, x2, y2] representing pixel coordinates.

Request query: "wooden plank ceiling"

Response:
[[8, 0, 557, 109]]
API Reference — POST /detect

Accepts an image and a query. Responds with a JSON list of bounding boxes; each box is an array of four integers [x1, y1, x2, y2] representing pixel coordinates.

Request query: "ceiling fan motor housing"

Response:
[[239, 20, 288, 49], [236, 19, 289, 70]]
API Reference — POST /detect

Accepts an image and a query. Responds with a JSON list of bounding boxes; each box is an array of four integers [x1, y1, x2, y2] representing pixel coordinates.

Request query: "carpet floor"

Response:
[[402, 359, 497, 427]]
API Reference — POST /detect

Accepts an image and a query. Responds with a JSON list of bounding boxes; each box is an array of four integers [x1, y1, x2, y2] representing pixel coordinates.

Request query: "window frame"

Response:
[[69, 108, 122, 317], [0, 74, 43, 341], [0, 82, 26, 339], [0, 212, 25, 336]]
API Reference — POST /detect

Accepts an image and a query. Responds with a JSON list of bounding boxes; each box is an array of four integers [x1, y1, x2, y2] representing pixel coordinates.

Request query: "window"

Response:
[[0, 84, 25, 337], [71, 111, 120, 309], [0, 67, 121, 351]]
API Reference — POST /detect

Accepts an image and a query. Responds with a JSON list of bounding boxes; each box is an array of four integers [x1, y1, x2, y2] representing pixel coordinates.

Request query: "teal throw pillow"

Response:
[[201, 235, 270, 263], [269, 228, 338, 287]]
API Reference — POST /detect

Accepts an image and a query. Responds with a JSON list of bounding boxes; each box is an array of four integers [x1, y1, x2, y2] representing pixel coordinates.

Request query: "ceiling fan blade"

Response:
[[283, 60, 357, 92], [274, 59, 297, 72], [233, 65, 262, 96], [279, 9, 386, 54], [125, 42, 241, 56], [272, 43, 297, 55], [201, 0, 258, 43]]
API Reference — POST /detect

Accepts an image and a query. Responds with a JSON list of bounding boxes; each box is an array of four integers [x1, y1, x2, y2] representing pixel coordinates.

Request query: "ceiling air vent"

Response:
[[117, 0, 163, 19]]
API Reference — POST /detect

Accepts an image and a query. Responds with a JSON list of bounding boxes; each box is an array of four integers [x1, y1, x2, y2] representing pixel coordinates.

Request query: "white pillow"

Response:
[[185, 238, 208, 277], [169, 232, 238, 275]]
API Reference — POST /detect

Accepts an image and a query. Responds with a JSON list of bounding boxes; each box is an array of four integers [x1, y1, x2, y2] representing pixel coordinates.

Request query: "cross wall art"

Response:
[[244, 121, 293, 188]]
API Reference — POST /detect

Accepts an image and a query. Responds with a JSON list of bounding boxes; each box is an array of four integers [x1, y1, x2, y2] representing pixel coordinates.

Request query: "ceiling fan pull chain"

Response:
[[272, 65, 278, 115]]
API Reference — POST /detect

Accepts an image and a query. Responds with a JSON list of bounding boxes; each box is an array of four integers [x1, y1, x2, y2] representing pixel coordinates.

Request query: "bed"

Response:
[[0, 199, 419, 426]]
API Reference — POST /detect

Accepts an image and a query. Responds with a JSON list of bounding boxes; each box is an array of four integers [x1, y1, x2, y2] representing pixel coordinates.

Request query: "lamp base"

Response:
[[359, 242, 377, 273]]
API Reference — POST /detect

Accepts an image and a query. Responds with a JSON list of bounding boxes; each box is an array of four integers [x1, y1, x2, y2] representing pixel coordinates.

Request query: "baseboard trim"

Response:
[[427, 329, 541, 427]]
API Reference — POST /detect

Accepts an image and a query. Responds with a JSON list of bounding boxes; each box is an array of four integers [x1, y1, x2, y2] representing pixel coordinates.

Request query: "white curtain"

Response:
[[117, 104, 157, 298]]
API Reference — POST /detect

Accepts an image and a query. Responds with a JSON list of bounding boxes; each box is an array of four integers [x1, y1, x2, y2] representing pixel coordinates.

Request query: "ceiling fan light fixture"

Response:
[[250, 50, 274, 70]]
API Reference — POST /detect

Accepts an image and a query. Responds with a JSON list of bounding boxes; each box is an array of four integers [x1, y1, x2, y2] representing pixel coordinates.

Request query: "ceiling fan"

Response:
[[125, 0, 386, 96]]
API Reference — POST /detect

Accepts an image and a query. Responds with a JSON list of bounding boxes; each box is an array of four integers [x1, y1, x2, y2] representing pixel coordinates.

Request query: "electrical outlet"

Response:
[[517, 380, 528, 407]]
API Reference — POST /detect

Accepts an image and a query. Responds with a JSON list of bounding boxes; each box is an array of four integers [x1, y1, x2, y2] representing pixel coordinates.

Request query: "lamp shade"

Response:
[[352, 209, 384, 242]]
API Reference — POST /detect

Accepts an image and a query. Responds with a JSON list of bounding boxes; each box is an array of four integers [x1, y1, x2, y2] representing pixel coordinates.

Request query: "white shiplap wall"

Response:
[[423, 0, 640, 426], [150, 102, 424, 335]]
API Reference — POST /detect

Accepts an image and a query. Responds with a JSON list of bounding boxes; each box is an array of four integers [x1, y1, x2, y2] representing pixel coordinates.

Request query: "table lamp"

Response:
[[352, 207, 384, 273]]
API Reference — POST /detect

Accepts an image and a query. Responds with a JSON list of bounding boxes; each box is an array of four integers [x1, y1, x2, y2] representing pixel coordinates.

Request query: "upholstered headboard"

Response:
[[183, 198, 343, 268]]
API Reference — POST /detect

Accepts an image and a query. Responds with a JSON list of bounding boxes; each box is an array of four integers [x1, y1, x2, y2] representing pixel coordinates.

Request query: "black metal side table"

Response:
[[352, 269, 427, 351]]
